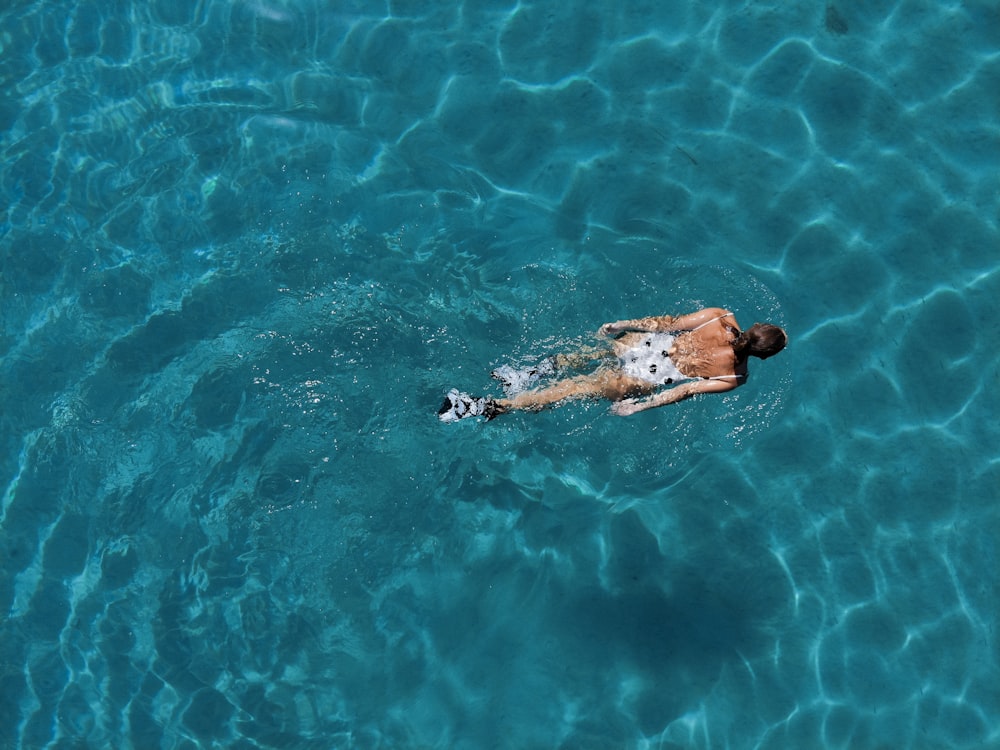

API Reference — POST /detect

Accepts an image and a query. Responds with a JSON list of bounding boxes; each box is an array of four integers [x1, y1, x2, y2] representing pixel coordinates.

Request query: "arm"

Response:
[[611, 377, 737, 416], [598, 307, 733, 337], [598, 314, 676, 336]]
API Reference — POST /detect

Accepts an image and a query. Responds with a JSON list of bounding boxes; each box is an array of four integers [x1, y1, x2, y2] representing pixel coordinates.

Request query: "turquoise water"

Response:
[[1, 0, 998, 747]]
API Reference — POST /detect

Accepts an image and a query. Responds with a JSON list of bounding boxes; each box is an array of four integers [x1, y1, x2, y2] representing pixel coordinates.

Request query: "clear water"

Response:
[[1, 0, 998, 748]]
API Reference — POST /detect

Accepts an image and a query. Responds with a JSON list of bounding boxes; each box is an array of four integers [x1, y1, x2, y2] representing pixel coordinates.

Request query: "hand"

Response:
[[611, 398, 644, 416]]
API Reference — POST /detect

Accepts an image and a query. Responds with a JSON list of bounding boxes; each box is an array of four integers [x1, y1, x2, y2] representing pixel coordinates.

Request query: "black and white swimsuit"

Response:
[[618, 313, 745, 386], [619, 332, 688, 385]]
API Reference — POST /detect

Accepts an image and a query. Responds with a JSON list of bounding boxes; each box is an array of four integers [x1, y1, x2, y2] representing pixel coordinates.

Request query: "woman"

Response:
[[438, 307, 787, 421]]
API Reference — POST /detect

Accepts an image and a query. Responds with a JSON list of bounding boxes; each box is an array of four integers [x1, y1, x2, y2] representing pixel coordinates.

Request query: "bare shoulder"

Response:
[[670, 307, 732, 330]]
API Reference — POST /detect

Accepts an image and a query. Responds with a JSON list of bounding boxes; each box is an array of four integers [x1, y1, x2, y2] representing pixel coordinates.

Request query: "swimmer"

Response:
[[437, 307, 787, 421]]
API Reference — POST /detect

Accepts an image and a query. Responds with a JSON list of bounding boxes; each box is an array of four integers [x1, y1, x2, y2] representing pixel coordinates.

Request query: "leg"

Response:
[[553, 345, 614, 370], [492, 345, 613, 396], [440, 349, 640, 423], [495, 369, 654, 413]]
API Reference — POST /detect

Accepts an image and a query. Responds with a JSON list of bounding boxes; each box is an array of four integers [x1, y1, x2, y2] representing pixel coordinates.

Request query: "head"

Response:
[[734, 323, 787, 360]]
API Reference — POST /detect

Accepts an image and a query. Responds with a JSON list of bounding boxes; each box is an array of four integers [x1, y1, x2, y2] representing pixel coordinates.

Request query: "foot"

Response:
[[438, 389, 499, 422]]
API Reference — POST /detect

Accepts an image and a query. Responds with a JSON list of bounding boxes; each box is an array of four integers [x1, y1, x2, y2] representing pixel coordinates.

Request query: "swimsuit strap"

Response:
[[689, 311, 733, 332]]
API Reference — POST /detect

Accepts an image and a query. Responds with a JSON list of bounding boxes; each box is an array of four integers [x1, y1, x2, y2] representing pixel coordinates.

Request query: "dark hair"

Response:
[[734, 323, 787, 360]]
